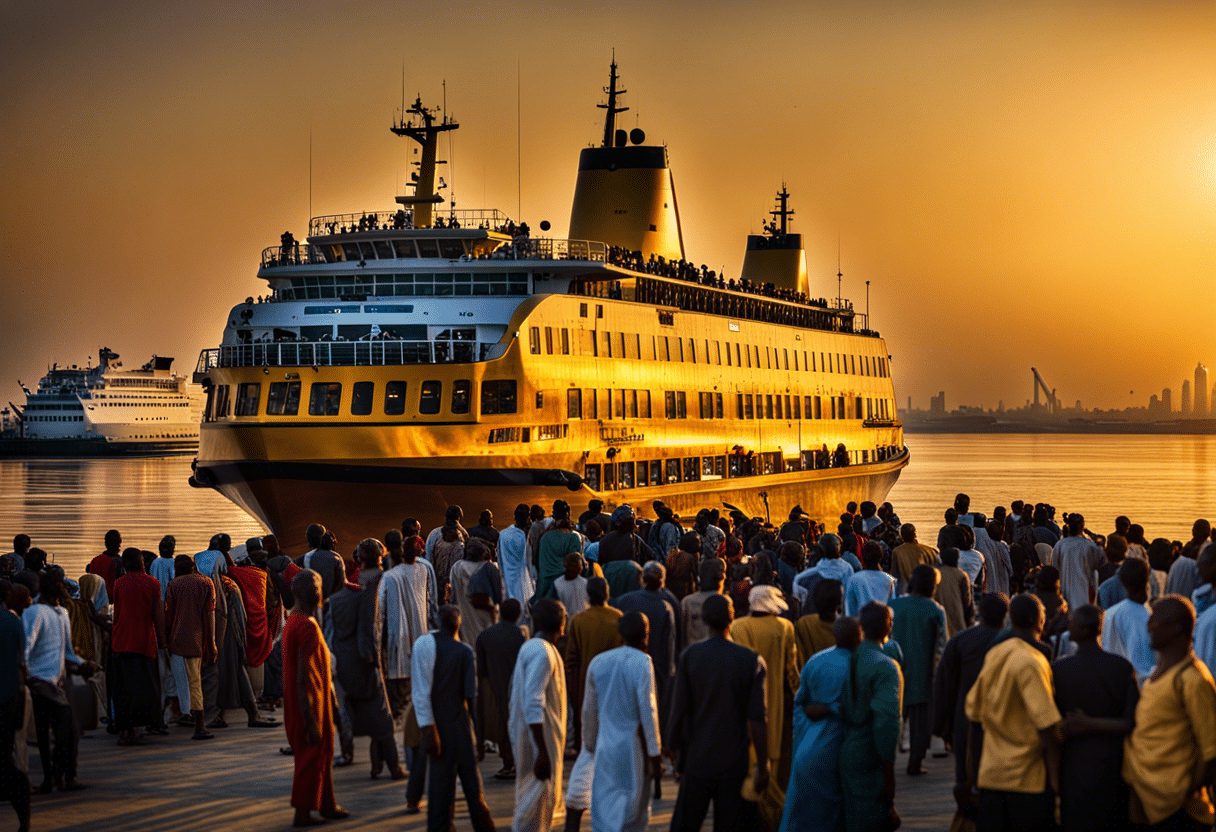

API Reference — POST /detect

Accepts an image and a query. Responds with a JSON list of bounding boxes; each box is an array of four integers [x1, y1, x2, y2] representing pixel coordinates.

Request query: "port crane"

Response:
[[1031, 367, 1060, 414]]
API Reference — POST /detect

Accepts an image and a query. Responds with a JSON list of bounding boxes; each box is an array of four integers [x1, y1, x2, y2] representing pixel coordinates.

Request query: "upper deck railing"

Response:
[[199, 340, 506, 372], [260, 237, 608, 269], [308, 208, 514, 237]]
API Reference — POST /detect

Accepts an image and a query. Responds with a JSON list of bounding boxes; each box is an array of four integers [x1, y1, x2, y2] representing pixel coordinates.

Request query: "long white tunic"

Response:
[[378, 560, 438, 679], [499, 525, 536, 603], [1103, 598, 1155, 684], [510, 637, 567, 832], [583, 646, 661, 832]]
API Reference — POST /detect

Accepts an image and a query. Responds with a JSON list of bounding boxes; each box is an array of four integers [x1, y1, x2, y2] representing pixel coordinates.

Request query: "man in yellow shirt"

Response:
[[964, 594, 1062, 832], [1123, 596, 1216, 830]]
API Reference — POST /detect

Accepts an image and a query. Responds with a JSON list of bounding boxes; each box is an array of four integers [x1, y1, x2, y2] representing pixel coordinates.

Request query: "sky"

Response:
[[2, 0, 1214, 413]]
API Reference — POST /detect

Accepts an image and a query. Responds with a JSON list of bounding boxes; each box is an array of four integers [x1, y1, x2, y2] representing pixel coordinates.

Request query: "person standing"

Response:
[[964, 594, 1062, 832], [934, 548, 975, 638], [86, 529, 124, 599], [1103, 557, 1156, 684], [793, 534, 853, 607], [581, 612, 662, 832], [1053, 604, 1139, 832], [327, 539, 402, 781], [509, 598, 568, 832], [477, 598, 528, 780], [108, 548, 166, 745], [680, 558, 725, 648], [780, 616, 861, 832], [565, 577, 622, 756], [500, 504, 537, 606], [165, 555, 216, 740], [844, 542, 896, 616], [730, 584, 799, 826], [23, 568, 95, 792], [228, 539, 274, 702], [889, 565, 946, 775], [283, 570, 348, 828], [451, 538, 504, 646], [891, 524, 938, 597], [412, 605, 497, 832], [537, 510, 583, 603], [0, 580, 30, 832], [666, 593, 768, 831], [613, 562, 680, 731], [552, 552, 590, 618], [1053, 513, 1106, 611], [468, 509, 501, 553], [795, 579, 843, 669]]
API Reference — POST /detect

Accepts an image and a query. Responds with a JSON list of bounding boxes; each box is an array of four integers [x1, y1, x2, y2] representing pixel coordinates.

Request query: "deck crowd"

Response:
[[1, 493, 1215, 832]]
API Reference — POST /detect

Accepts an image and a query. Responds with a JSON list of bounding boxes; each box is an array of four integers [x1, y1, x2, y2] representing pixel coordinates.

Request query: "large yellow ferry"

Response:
[[190, 61, 908, 549]]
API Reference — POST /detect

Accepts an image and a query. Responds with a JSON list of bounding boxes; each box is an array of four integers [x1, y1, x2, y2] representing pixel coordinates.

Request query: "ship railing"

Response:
[[307, 208, 514, 238], [214, 340, 507, 369], [194, 349, 220, 382], [260, 245, 332, 269], [830, 298, 854, 313], [504, 237, 607, 262]]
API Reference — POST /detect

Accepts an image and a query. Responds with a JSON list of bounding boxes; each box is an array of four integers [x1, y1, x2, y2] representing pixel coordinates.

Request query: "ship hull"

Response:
[[192, 451, 907, 555], [0, 437, 198, 458]]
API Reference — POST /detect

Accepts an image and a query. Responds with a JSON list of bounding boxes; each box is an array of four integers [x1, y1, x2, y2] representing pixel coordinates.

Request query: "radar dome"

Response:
[[614, 129, 628, 148], [630, 128, 645, 145], [540, 220, 551, 232]]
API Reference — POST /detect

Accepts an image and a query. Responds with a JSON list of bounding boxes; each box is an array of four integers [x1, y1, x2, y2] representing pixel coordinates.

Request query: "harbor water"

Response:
[[1, 433, 1213, 580]]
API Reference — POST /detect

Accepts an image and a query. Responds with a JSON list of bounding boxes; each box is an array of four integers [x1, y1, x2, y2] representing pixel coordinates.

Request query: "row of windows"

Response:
[[26, 415, 84, 422], [528, 325, 890, 378], [562, 388, 892, 423], [210, 379, 520, 420], [24, 404, 82, 411], [278, 272, 531, 301]]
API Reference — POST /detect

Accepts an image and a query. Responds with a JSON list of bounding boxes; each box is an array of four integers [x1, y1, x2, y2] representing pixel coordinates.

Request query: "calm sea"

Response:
[[2, 433, 1213, 579]]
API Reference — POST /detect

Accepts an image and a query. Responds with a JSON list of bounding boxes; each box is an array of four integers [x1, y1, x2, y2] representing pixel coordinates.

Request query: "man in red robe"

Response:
[[283, 570, 349, 827], [229, 542, 274, 700]]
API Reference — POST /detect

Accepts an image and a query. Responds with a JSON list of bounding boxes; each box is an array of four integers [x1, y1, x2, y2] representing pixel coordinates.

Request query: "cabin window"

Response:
[[419, 381, 442, 415], [736, 393, 744, 419], [544, 327, 554, 355], [536, 391, 544, 410], [567, 390, 581, 420], [638, 390, 651, 419], [649, 460, 663, 486], [684, 458, 700, 482], [765, 395, 774, 419], [793, 396, 801, 419], [529, 327, 541, 355], [699, 392, 712, 419], [451, 380, 471, 414], [744, 394, 755, 420], [583, 389, 597, 420], [214, 385, 230, 418], [725, 343, 733, 367], [702, 456, 715, 479], [618, 462, 634, 489], [561, 329, 570, 355], [596, 304, 603, 318], [235, 383, 260, 417], [579, 303, 588, 318], [598, 389, 610, 419], [267, 381, 301, 416], [613, 390, 624, 419], [481, 380, 516, 414], [774, 395, 783, 420], [676, 391, 687, 419], [385, 381, 407, 415], [351, 381, 374, 416], [793, 351, 799, 371], [603, 461, 616, 490], [584, 464, 601, 491], [666, 458, 682, 484], [626, 389, 638, 419], [665, 391, 677, 420], [308, 383, 342, 416], [855, 397, 864, 419], [784, 395, 792, 419]]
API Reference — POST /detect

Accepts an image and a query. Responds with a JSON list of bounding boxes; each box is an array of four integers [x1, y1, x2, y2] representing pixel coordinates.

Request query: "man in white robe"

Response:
[[582, 612, 662, 832], [1102, 557, 1156, 683], [510, 598, 567, 832], [500, 504, 537, 605]]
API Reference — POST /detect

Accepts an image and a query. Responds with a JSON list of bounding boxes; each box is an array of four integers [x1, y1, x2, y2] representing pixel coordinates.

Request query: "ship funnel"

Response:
[[738, 185, 809, 296], [567, 60, 684, 262]]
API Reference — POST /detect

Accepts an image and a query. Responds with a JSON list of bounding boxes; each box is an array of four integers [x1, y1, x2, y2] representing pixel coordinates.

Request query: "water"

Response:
[[2, 433, 1214, 580]]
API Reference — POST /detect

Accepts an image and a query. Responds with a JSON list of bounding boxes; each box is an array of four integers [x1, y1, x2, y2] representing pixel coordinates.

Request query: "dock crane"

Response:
[[1031, 367, 1060, 414]]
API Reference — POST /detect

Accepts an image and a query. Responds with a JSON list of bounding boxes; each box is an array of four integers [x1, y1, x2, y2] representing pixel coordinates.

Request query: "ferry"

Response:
[[190, 61, 908, 548], [1, 349, 203, 456]]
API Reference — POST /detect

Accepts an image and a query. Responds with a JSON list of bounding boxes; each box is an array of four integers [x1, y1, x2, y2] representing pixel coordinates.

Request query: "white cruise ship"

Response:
[[2, 349, 203, 456]]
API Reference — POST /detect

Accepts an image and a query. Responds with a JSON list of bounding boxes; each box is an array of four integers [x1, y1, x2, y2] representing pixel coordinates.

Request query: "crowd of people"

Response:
[[1, 492, 1215, 832]]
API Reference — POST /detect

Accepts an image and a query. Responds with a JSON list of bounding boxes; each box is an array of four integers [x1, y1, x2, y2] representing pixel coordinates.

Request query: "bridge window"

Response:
[[529, 327, 541, 355], [618, 462, 635, 489], [419, 381, 442, 415], [308, 383, 342, 416], [451, 380, 471, 414], [385, 381, 407, 415], [666, 458, 681, 484], [584, 464, 600, 491], [567, 389, 581, 420], [351, 381, 374, 416], [235, 383, 261, 417]]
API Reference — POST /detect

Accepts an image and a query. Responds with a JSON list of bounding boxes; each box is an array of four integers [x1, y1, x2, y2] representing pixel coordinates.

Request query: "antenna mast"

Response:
[[598, 51, 630, 148], [837, 235, 842, 307]]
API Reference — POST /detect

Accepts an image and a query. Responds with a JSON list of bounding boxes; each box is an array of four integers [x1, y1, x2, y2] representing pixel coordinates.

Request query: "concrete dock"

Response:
[[23, 712, 957, 831]]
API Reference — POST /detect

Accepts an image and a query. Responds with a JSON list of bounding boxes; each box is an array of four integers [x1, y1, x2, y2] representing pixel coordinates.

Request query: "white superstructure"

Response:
[[78, 354, 203, 449]]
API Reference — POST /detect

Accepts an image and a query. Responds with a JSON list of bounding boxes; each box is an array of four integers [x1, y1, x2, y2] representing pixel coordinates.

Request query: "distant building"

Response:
[[1163, 387, 1172, 413], [929, 391, 946, 415], [1149, 393, 1160, 414], [1182, 380, 1192, 415], [1196, 363, 1210, 416]]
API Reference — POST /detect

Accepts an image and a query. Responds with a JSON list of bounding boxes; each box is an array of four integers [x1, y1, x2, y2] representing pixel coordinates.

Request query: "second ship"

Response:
[[190, 61, 909, 548]]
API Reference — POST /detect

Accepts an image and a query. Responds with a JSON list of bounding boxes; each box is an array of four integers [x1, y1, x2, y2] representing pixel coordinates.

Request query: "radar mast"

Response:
[[392, 95, 458, 229], [598, 54, 629, 148]]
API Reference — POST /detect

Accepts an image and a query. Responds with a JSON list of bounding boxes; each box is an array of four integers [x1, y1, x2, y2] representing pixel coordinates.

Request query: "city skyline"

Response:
[[3, 2, 1215, 412]]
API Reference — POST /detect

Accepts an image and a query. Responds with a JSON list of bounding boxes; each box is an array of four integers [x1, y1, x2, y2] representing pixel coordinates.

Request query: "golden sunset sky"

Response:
[[2, 1, 1213, 412]]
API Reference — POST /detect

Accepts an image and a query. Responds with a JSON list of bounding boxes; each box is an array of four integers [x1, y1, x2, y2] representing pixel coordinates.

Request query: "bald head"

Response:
[[1149, 595, 1195, 651], [438, 604, 461, 636], [1069, 603, 1103, 646]]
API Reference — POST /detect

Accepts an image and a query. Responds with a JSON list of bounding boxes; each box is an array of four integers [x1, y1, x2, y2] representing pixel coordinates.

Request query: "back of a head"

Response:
[[12, 570, 39, 598], [833, 615, 862, 650], [642, 560, 665, 586], [446, 504, 464, 523], [1070, 603, 1102, 634], [586, 577, 608, 605], [940, 547, 960, 568], [819, 533, 841, 559], [588, 498, 604, 513], [385, 529, 403, 551], [978, 592, 1009, 629], [678, 531, 701, 556], [1147, 538, 1174, 572], [698, 557, 725, 592], [1036, 565, 1061, 593], [954, 493, 970, 513], [530, 504, 545, 522], [1011, 500, 1025, 515], [501, 597, 522, 624], [104, 529, 122, 549], [1067, 513, 1085, 535], [25, 548, 47, 572], [1193, 519, 1212, 542], [13, 534, 30, 554], [479, 509, 493, 527], [944, 507, 958, 525], [861, 541, 884, 568], [860, 501, 877, 518], [1118, 557, 1150, 593], [532, 597, 565, 635], [813, 578, 843, 618], [1152, 595, 1196, 641], [173, 554, 195, 577], [960, 525, 975, 549], [357, 538, 385, 568], [701, 593, 733, 631], [858, 601, 891, 641], [319, 531, 336, 551], [438, 603, 461, 635], [306, 523, 325, 549], [909, 564, 938, 596], [120, 547, 144, 574], [778, 540, 805, 568], [159, 535, 176, 557], [985, 519, 1003, 541], [514, 504, 531, 528], [401, 518, 420, 538], [618, 610, 648, 647], [585, 519, 603, 540], [1106, 534, 1128, 563], [900, 524, 916, 543], [1032, 507, 1048, 526], [292, 569, 321, 605], [1009, 593, 1044, 630]]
